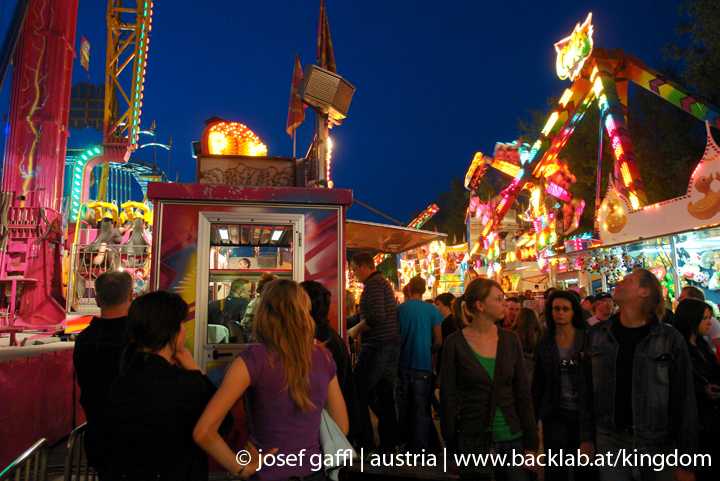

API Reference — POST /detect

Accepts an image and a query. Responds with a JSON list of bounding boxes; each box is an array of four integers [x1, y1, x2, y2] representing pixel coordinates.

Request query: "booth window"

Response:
[[207, 223, 294, 344]]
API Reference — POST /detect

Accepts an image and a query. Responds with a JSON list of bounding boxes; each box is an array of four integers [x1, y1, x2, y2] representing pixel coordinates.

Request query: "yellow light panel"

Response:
[[559, 89, 573, 107], [492, 160, 521, 177], [620, 162, 633, 187], [542, 112, 560, 136], [207, 122, 267, 156]]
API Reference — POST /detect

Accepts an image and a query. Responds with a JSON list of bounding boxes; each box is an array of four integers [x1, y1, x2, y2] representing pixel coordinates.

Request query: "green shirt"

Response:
[[468, 343, 523, 442]]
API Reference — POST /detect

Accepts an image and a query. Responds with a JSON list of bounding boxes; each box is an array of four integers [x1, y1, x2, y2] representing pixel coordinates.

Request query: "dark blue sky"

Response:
[[0, 0, 689, 224]]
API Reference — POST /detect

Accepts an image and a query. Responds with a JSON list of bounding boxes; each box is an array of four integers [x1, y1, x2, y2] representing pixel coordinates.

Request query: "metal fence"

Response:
[[66, 243, 150, 314]]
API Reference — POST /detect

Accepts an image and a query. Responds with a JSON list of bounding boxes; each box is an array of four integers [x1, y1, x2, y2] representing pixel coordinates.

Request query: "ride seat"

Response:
[[120, 218, 150, 267], [83, 218, 113, 254]]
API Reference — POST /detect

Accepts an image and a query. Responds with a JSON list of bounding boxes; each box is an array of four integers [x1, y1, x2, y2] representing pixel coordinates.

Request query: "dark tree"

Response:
[[665, 0, 720, 106]]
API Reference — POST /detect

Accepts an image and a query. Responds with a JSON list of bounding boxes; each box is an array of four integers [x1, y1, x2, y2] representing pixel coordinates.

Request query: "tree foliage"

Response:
[[411, 176, 470, 245], [665, 0, 720, 106]]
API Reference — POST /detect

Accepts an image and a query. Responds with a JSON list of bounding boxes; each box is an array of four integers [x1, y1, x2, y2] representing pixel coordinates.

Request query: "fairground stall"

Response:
[[396, 240, 466, 298], [148, 119, 353, 379], [559, 123, 720, 308]]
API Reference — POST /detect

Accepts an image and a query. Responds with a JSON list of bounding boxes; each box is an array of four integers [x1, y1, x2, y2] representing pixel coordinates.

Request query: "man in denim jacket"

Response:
[[580, 268, 698, 481]]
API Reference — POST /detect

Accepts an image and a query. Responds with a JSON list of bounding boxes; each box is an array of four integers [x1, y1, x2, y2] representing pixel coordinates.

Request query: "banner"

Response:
[[317, 0, 337, 73], [80, 36, 90, 71], [287, 54, 306, 136]]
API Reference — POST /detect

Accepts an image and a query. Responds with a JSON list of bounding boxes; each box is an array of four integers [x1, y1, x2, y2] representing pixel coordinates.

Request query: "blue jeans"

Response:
[[595, 430, 672, 481], [353, 343, 400, 452], [395, 366, 433, 453]]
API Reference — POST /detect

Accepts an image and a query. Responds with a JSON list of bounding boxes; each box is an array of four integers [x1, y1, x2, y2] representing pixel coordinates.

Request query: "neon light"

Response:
[[620, 162, 633, 187], [205, 122, 267, 156], [554, 13, 594, 81], [481, 223, 493, 237], [326, 136, 333, 185], [605, 115, 617, 134], [613, 140, 625, 162], [590, 66, 598, 82], [69, 147, 103, 222], [559, 89, 573, 107], [629, 193, 640, 210], [542, 112, 559, 136], [519, 246, 538, 261], [546, 181, 572, 202], [598, 94, 609, 112], [492, 160, 521, 177], [497, 196, 508, 212]]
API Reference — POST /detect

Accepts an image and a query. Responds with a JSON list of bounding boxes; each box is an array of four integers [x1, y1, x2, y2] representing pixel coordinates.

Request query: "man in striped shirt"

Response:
[[348, 252, 401, 455]]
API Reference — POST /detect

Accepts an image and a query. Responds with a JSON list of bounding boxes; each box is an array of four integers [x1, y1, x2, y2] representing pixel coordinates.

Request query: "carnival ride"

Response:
[[466, 13, 720, 291], [0, 0, 155, 342]]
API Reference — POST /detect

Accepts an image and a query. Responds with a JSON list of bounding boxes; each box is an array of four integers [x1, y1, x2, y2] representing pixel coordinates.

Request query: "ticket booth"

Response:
[[147, 182, 352, 380]]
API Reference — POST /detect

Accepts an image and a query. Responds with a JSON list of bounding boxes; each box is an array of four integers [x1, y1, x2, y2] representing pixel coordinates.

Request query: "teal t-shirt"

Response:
[[396, 299, 444, 370], [468, 342, 523, 442]]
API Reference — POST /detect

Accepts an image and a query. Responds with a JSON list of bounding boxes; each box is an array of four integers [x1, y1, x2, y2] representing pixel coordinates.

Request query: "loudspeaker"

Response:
[[298, 65, 355, 120]]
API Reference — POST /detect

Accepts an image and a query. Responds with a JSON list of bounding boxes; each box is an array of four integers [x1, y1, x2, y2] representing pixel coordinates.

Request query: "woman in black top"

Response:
[[531, 290, 596, 481], [104, 291, 232, 481], [673, 298, 720, 481]]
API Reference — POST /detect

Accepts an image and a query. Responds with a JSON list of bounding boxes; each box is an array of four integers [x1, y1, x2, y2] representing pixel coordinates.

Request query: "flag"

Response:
[[80, 36, 90, 71], [150, 119, 156, 132], [287, 54, 306, 136], [317, 0, 336, 73]]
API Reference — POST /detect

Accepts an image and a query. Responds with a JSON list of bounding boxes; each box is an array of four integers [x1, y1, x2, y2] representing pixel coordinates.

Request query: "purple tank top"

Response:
[[241, 344, 336, 480]]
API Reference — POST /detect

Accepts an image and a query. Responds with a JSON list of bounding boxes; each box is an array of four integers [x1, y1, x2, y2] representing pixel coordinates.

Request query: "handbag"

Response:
[[319, 408, 357, 481]]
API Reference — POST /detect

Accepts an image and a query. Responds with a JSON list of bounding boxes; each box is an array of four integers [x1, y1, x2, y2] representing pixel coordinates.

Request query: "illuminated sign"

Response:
[[201, 121, 267, 156], [555, 13, 594, 81]]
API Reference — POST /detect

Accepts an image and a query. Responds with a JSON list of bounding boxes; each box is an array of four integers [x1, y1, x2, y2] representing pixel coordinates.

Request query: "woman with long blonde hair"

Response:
[[194, 280, 348, 480], [441, 278, 538, 480]]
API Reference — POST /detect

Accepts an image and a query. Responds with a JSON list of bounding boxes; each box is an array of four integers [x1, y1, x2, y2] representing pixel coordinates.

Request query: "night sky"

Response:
[[0, 0, 689, 225]]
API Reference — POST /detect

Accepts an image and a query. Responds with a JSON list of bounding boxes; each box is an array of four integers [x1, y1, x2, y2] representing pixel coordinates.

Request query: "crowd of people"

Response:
[[71, 257, 720, 481]]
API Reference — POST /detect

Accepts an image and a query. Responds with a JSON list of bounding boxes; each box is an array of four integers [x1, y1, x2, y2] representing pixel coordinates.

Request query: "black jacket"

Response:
[[73, 316, 129, 471], [531, 328, 587, 421], [440, 328, 539, 455], [104, 352, 232, 481]]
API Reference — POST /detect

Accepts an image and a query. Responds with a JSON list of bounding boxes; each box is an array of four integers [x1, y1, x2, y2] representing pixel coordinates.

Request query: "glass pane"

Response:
[[207, 224, 293, 345]]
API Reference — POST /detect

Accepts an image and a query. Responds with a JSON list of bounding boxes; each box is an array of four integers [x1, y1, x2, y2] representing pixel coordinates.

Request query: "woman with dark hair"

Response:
[[104, 291, 232, 481], [673, 298, 720, 481], [441, 278, 538, 481], [300, 280, 361, 443], [194, 280, 348, 480], [531, 290, 595, 481], [513, 307, 543, 383]]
